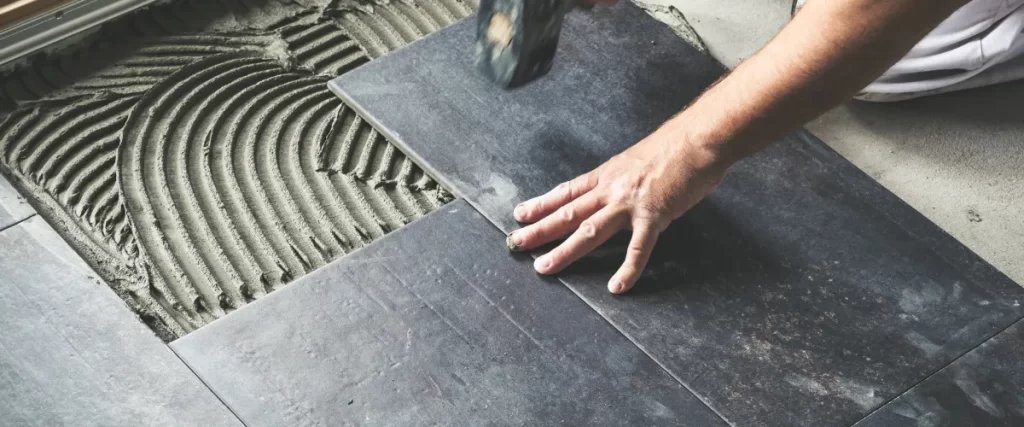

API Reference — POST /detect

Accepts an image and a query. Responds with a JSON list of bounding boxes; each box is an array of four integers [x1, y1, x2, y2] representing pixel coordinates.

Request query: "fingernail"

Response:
[[534, 256, 551, 273], [513, 204, 526, 220], [506, 232, 521, 252], [608, 279, 623, 294]]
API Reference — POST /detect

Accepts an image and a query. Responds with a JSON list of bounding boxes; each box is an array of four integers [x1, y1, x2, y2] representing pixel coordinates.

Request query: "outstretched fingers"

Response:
[[608, 220, 660, 294], [514, 174, 597, 223], [507, 192, 603, 251], [533, 206, 626, 275], [509, 165, 671, 293]]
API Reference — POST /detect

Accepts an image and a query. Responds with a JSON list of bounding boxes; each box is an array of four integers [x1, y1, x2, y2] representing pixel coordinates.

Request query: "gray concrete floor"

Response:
[[642, 0, 1024, 286]]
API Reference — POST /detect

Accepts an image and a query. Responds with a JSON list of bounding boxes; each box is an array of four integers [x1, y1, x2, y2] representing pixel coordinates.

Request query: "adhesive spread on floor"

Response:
[[0, 0, 476, 341]]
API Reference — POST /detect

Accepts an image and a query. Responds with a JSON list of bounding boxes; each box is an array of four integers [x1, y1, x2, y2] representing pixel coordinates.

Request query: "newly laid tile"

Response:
[[330, 2, 723, 232], [330, 5, 1024, 426], [172, 200, 726, 427], [0, 217, 241, 427], [552, 131, 1024, 426], [0, 173, 33, 230], [854, 319, 1024, 426]]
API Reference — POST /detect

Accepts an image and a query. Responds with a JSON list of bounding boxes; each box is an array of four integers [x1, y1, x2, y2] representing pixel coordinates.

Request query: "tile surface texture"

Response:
[[330, 4, 1024, 426], [172, 200, 726, 427], [333, 3, 723, 233], [808, 81, 1024, 288], [0, 217, 241, 427], [855, 319, 1024, 426], [0, 172, 33, 230]]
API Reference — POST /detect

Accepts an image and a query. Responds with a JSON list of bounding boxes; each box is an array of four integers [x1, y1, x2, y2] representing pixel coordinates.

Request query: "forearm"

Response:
[[661, 0, 968, 165], [512, 0, 973, 291]]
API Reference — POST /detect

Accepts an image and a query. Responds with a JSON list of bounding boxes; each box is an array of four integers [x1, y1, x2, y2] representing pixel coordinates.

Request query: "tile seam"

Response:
[[846, 313, 1024, 427], [0, 212, 35, 233], [330, 74, 735, 427], [549, 273, 737, 427], [464, 205, 737, 427], [168, 345, 252, 427]]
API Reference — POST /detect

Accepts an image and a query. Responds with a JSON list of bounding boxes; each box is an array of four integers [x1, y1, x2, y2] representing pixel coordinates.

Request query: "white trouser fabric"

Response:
[[796, 0, 1024, 101]]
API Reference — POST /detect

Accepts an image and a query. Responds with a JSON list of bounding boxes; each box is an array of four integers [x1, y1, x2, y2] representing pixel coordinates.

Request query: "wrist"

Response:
[[651, 115, 736, 173]]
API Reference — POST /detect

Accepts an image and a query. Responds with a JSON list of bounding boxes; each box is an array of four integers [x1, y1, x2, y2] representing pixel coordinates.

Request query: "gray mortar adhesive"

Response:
[[0, 0, 476, 341]]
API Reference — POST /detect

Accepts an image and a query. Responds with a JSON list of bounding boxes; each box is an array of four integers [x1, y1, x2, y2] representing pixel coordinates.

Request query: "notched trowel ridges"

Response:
[[0, 0, 470, 341], [328, 0, 478, 58]]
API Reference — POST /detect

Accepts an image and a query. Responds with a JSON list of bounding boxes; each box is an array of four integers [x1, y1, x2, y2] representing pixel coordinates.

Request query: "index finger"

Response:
[[534, 206, 626, 275], [514, 173, 597, 223]]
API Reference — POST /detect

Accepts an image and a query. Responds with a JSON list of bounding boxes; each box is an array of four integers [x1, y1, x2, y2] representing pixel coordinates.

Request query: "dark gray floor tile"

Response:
[[552, 131, 1024, 426], [0, 173, 33, 230], [0, 217, 242, 427], [854, 320, 1024, 427], [328, 5, 1024, 426], [172, 200, 726, 427], [329, 3, 723, 233]]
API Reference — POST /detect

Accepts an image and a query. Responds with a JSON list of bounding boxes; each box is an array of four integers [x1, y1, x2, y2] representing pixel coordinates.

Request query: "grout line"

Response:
[[552, 275, 738, 427], [167, 344, 252, 427], [846, 314, 1024, 427], [0, 212, 36, 233]]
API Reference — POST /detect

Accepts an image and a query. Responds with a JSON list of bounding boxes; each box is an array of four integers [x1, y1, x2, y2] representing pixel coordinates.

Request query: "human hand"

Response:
[[507, 130, 730, 294]]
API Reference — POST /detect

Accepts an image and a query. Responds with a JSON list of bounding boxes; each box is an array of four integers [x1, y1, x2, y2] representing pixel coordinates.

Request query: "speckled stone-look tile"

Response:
[[331, 3, 723, 233], [0, 216, 241, 427], [329, 4, 1024, 425], [855, 319, 1024, 426], [172, 200, 727, 427]]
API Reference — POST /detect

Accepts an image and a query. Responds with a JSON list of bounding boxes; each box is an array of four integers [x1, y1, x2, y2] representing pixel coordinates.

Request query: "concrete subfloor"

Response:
[[642, 0, 1024, 286]]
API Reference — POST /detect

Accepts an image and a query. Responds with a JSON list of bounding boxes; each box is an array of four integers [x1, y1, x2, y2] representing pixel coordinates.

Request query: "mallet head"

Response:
[[476, 0, 578, 88]]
